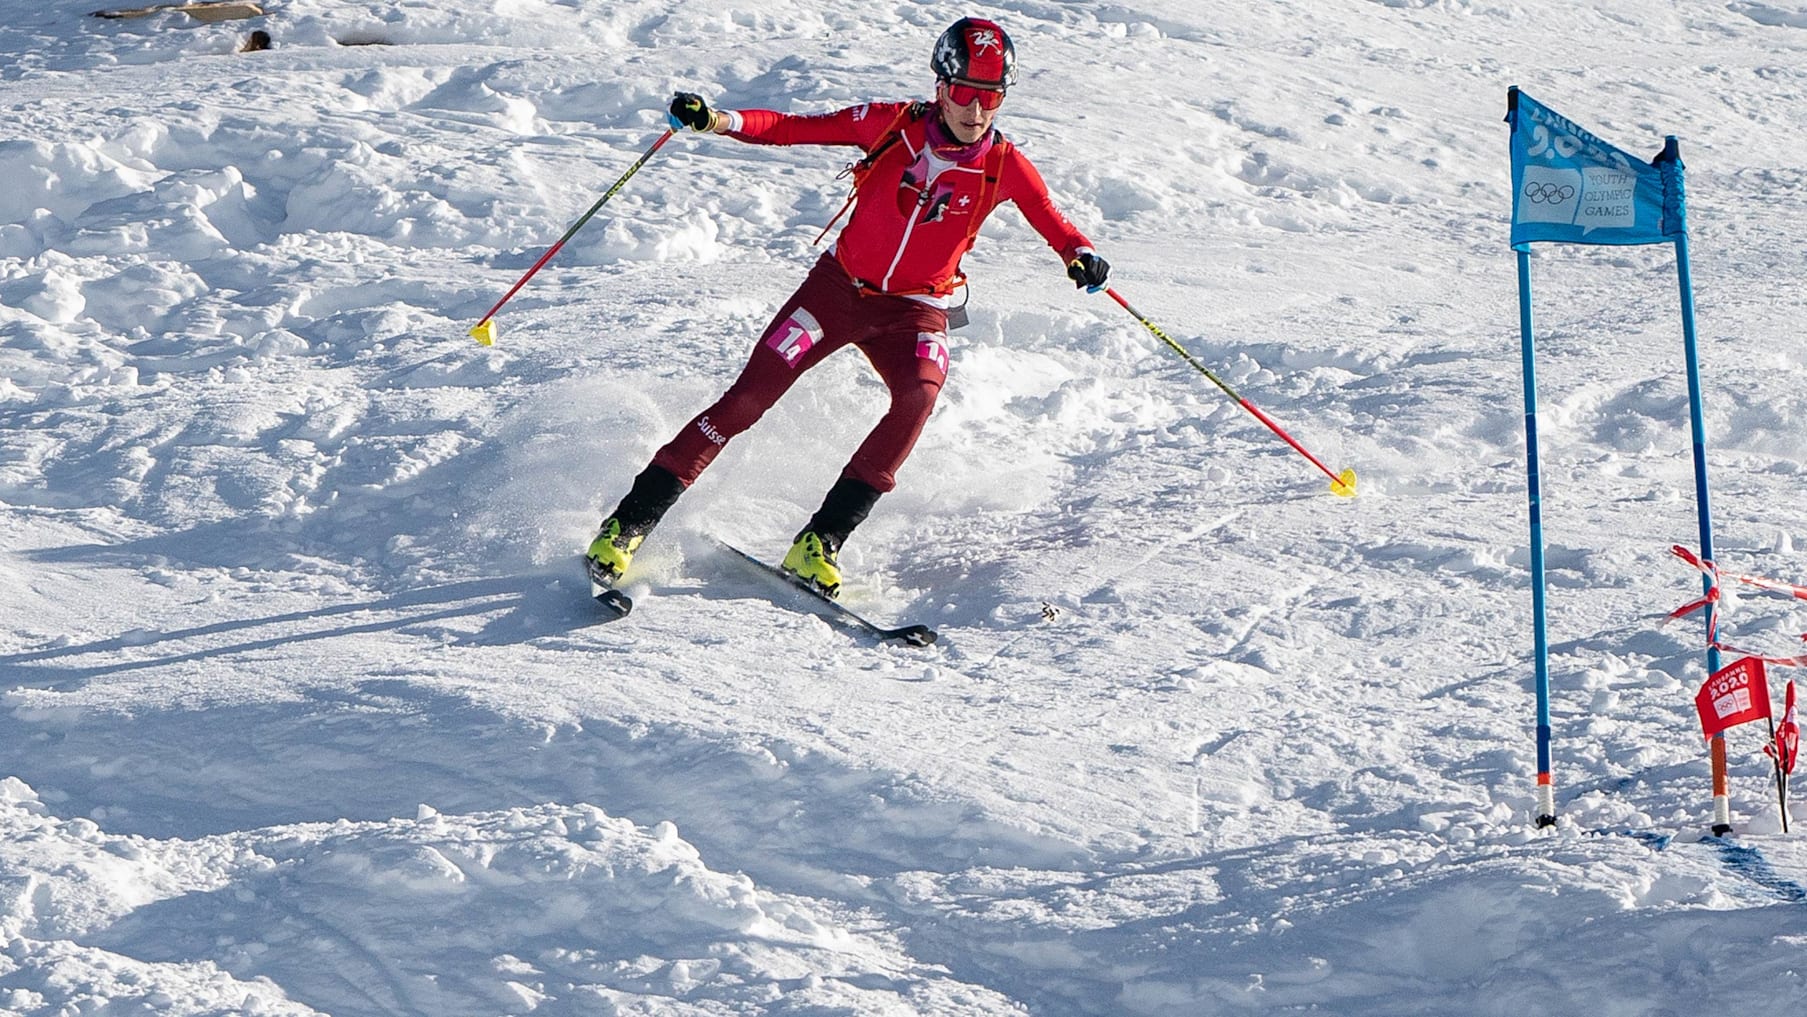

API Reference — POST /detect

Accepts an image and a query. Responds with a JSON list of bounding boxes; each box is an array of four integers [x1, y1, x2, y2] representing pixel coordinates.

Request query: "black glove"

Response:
[[668, 92, 717, 133], [1067, 251, 1109, 292]]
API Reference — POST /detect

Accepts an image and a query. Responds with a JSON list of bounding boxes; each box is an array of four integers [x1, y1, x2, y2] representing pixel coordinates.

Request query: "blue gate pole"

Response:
[[1517, 248, 1557, 828], [1674, 225, 1728, 832], [1659, 134, 1728, 831]]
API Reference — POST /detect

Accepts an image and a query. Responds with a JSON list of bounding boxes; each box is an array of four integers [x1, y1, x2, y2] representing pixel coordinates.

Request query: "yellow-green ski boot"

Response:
[[781, 531, 842, 599], [586, 518, 643, 610], [585, 465, 688, 616]]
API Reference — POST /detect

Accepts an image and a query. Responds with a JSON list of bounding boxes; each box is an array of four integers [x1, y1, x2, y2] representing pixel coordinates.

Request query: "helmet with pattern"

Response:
[[930, 17, 1017, 88]]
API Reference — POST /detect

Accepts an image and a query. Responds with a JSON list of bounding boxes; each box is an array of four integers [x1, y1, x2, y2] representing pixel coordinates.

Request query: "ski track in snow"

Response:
[[4, 0, 1807, 1014]]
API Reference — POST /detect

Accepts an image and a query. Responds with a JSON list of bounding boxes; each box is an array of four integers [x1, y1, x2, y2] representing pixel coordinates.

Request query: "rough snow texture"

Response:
[[5, 0, 1807, 1014]]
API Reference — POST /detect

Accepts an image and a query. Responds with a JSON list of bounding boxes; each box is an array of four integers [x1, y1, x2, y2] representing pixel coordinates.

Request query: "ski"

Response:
[[586, 557, 633, 616], [711, 538, 938, 647]]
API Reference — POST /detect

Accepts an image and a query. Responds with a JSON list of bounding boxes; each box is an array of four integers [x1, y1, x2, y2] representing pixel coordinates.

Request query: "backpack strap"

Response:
[[812, 101, 931, 245], [847, 100, 931, 184], [958, 132, 1009, 255]]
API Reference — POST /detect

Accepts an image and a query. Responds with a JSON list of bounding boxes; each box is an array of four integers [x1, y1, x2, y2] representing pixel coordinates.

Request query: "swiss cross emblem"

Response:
[[958, 196, 972, 207], [969, 28, 1003, 54]]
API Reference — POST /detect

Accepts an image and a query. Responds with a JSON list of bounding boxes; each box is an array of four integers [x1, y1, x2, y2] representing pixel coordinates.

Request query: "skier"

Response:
[[586, 16, 1110, 600]]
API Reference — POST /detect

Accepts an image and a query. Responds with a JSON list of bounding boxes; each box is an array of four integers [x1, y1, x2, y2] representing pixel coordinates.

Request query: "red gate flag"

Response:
[[1696, 657, 1771, 739], [1766, 680, 1799, 775]]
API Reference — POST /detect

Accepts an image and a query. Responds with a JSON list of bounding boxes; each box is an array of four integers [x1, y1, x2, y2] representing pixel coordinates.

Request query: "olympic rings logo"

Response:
[[1523, 182, 1576, 204]]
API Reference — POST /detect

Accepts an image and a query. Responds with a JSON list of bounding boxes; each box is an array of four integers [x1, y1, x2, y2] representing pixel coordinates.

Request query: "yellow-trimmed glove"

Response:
[[668, 92, 719, 133], [1067, 251, 1109, 293]]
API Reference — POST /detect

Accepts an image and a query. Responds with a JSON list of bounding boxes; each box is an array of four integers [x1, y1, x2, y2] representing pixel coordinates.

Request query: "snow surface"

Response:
[[4, 0, 1807, 1013]]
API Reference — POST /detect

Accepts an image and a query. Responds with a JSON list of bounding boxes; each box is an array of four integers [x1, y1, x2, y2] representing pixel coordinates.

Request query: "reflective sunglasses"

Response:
[[944, 81, 1005, 110]]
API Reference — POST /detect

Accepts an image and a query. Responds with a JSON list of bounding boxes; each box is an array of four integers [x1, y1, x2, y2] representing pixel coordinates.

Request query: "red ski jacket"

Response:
[[725, 102, 1094, 298]]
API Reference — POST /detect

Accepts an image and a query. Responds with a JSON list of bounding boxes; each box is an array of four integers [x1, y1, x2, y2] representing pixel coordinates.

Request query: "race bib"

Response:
[[766, 308, 825, 368]]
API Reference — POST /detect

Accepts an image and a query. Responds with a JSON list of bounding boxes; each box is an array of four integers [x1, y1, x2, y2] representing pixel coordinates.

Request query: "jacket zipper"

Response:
[[879, 143, 983, 291]]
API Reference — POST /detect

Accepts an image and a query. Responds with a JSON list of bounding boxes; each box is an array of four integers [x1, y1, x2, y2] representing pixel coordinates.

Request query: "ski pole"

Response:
[[468, 127, 676, 346], [1768, 710, 1789, 834], [1105, 287, 1357, 498]]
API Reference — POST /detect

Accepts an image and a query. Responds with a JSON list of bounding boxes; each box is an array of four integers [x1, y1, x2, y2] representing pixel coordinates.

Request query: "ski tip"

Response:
[[1330, 467, 1357, 498], [586, 557, 632, 616], [469, 319, 497, 346], [595, 588, 633, 616], [891, 625, 938, 647]]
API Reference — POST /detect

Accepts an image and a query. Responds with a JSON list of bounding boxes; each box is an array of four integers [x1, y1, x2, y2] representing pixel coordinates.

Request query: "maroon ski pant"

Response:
[[650, 254, 951, 494]]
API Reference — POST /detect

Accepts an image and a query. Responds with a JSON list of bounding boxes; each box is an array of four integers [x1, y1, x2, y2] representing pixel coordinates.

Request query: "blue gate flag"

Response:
[[1507, 86, 1685, 250]]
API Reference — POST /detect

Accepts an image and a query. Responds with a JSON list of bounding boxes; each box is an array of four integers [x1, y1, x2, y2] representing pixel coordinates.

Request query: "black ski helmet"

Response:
[[931, 17, 1016, 88]]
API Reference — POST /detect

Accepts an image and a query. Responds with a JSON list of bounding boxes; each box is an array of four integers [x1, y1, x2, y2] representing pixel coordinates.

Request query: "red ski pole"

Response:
[[468, 128, 676, 346], [1105, 288, 1356, 497]]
